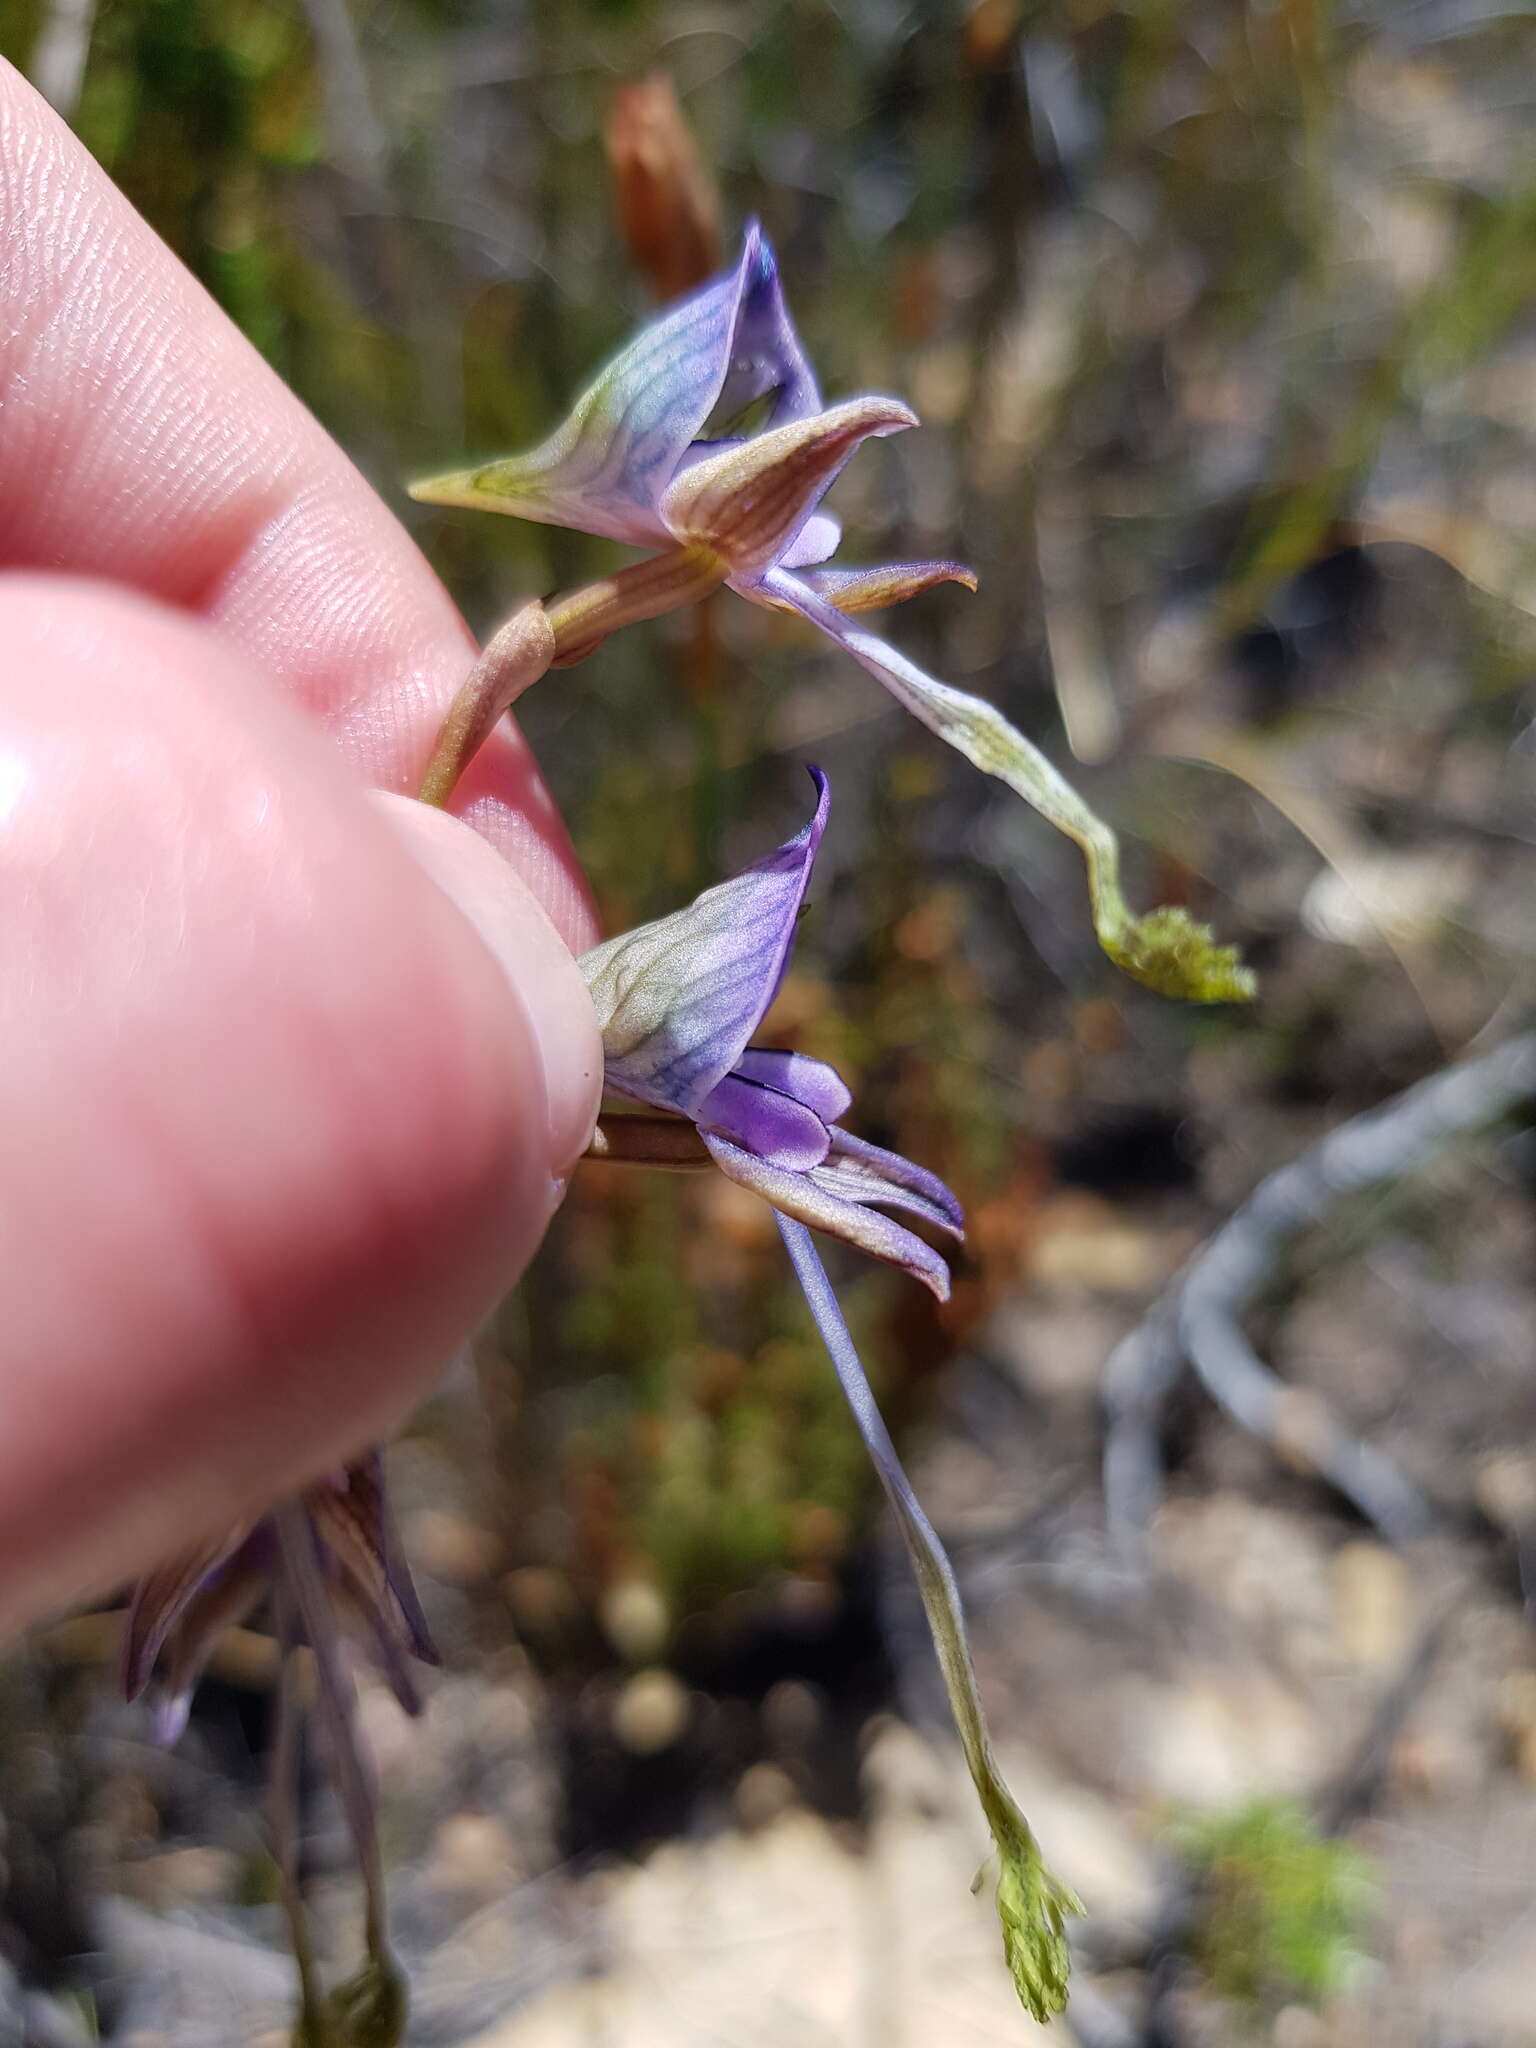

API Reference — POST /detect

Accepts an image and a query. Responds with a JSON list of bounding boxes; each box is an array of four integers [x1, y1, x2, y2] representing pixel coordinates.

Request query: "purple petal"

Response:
[[305, 1456, 439, 1712], [695, 1071, 832, 1170], [147, 1554, 269, 1746], [122, 1524, 251, 1703], [701, 1131, 952, 1299], [780, 513, 842, 570], [816, 1129, 965, 1239], [714, 220, 823, 434], [409, 223, 819, 547], [581, 768, 829, 1117], [734, 1048, 853, 1123]]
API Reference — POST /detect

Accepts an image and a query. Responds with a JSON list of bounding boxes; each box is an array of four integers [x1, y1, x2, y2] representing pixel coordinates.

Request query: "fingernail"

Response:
[[371, 792, 602, 1176]]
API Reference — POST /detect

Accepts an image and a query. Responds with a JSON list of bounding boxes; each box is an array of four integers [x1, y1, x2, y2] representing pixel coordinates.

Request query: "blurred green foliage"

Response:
[[1180, 1799, 1374, 2013]]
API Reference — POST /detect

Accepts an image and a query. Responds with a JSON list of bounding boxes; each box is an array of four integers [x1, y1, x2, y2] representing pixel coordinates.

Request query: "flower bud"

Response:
[[605, 74, 722, 302]]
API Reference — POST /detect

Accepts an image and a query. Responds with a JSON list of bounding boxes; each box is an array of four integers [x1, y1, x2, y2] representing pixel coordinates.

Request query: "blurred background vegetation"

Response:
[[3, 1, 1536, 2042]]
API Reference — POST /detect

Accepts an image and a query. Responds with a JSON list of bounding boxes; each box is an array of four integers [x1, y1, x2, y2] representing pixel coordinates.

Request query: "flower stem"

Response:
[[775, 1215, 1080, 2021], [417, 602, 555, 808], [269, 1587, 332, 2045], [584, 1110, 713, 1168], [417, 548, 726, 807], [275, 1501, 407, 2046]]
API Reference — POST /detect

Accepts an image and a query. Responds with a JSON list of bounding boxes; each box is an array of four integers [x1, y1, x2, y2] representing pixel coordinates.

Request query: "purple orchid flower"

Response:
[[580, 769, 1079, 2021], [579, 766, 964, 1300], [122, 1456, 430, 2038], [412, 224, 1251, 1006], [122, 1452, 436, 1747]]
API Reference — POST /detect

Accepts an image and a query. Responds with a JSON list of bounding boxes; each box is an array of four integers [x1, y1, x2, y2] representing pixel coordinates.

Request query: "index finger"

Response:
[[0, 61, 594, 948]]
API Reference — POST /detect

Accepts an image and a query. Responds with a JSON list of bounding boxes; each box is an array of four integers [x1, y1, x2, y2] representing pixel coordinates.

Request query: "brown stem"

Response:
[[417, 601, 555, 807], [417, 548, 727, 807], [584, 1111, 713, 1169], [541, 544, 725, 657]]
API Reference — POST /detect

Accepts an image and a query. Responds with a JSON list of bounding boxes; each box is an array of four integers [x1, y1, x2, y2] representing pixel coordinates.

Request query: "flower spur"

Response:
[[412, 222, 1252, 1006]]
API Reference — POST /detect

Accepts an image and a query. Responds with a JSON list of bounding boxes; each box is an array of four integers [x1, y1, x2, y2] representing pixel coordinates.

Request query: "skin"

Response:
[[0, 62, 603, 1631]]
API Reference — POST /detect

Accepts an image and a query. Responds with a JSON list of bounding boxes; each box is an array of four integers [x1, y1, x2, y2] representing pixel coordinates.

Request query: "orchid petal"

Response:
[[817, 1128, 965, 1238], [757, 568, 1255, 1005], [702, 1130, 952, 1298], [660, 396, 915, 581], [776, 1217, 1080, 2022], [305, 1457, 439, 1715], [796, 558, 978, 613], [712, 221, 822, 433], [695, 1071, 833, 1170], [780, 513, 843, 570], [734, 1048, 853, 1123], [409, 222, 819, 546], [148, 1555, 270, 1747], [122, 1524, 252, 1704], [581, 767, 829, 1117]]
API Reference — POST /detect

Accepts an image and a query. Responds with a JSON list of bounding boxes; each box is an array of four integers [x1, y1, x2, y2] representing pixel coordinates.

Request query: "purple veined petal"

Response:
[[714, 220, 822, 433], [409, 223, 819, 548], [695, 1070, 833, 1171], [701, 1131, 952, 1299], [661, 396, 915, 582], [816, 1128, 966, 1239], [780, 512, 842, 570], [581, 767, 830, 1118], [734, 1048, 853, 1123], [122, 1523, 252, 1704]]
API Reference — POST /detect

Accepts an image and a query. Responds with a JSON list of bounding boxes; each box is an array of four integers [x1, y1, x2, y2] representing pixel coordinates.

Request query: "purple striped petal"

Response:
[[410, 222, 819, 547], [581, 768, 829, 1117], [815, 1129, 965, 1238], [734, 1049, 853, 1123], [701, 1131, 952, 1299], [695, 1071, 832, 1170]]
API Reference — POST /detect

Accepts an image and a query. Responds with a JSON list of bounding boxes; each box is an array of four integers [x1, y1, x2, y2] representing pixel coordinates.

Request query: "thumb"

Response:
[[0, 574, 600, 1630]]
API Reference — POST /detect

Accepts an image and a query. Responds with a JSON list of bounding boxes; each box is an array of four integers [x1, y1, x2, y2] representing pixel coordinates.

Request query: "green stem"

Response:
[[776, 1216, 1080, 2022]]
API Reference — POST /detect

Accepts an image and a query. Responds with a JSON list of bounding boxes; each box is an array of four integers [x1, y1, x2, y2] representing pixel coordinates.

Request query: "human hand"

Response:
[[0, 63, 602, 1632]]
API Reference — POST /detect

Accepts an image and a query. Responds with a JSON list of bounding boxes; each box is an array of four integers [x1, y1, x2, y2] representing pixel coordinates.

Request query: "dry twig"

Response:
[[1103, 1033, 1536, 1551]]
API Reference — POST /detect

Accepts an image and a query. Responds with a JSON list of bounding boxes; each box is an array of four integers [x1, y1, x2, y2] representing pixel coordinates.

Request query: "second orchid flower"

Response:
[[580, 770, 1080, 2021]]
